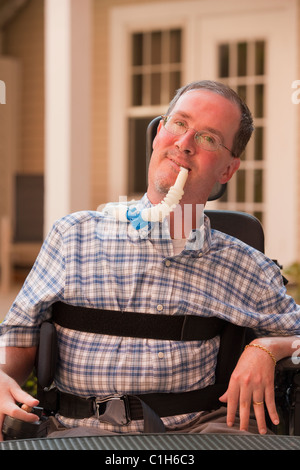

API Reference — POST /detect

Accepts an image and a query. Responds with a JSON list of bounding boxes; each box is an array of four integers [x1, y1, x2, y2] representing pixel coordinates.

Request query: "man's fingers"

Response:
[[4, 401, 40, 423], [252, 397, 268, 434], [1, 384, 40, 424], [12, 388, 39, 409], [264, 387, 280, 427], [222, 384, 240, 428]]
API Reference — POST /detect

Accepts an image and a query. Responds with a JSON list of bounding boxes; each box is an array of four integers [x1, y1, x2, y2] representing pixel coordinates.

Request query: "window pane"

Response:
[[254, 169, 263, 203], [254, 127, 264, 161], [132, 33, 143, 66], [237, 85, 247, 103], [237, 42, 247, 76], [217, 40, 266, 219], [169, 71, 181, 100], [218, 44, 229, 78], [255, 41, 265, 75], [132, 74, 143, 106], [255, 84, 264, 118], [151, 31, 162, 65], [151, 73, 161, 105], [170, 29, 181, 63], [236, 169, 246, 202]]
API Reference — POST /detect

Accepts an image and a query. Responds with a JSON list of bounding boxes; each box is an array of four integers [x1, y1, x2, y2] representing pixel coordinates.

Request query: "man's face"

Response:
[[147, 89, 241, 205]]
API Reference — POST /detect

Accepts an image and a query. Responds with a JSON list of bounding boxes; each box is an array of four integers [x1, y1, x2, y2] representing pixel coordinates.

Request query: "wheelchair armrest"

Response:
[[276, 357, 300, 372], [273, 357, 300, 435]]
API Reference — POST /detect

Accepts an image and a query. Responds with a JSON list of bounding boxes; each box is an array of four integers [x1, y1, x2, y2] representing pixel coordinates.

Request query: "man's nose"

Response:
[[174, 130, 196, 155]]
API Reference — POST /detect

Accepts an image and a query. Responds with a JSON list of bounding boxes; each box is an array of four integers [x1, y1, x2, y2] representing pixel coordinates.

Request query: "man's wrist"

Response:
[[248, 336, 299, 363], [245, 343, 276, 366]]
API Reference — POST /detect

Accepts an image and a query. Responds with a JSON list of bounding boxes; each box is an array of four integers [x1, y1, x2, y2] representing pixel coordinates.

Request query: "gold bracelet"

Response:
[[244, 343, 277, 367]]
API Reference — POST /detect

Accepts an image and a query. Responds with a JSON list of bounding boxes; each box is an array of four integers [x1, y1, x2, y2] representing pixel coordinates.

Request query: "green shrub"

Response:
[[22, 370, 37, 397], [284, 262, 300, 303]]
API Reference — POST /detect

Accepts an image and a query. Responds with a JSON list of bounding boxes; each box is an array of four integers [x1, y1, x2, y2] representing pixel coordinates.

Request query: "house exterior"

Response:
[[0, 0, 299, 272]]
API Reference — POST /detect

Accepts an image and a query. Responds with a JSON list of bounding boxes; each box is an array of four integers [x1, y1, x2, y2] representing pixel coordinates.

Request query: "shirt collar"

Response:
[[127, 194, 212, 254]]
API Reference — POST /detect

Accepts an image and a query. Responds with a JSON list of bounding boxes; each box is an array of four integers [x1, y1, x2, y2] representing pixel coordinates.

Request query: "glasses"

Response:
[[161, 115, 236, 158]]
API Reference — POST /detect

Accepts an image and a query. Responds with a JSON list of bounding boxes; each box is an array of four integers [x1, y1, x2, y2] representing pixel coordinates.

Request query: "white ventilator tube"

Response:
[[141, 166, 189, 222], [103, 167, 189, 229]]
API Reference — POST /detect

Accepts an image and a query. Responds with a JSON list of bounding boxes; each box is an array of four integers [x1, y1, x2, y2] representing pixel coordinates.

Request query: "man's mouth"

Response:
[[169, 157, 191, 172]]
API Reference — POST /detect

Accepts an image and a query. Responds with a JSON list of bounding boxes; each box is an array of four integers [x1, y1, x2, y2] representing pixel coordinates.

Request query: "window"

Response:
[[217, 40, 266, 224], [128, 29, 182, 195]]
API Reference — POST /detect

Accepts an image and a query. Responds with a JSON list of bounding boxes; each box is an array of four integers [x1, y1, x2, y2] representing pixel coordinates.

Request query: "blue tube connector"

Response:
[[126, 206, 149, 230]]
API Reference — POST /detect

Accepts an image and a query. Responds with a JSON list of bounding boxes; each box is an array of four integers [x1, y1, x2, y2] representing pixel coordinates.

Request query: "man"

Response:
[[0, 80, 300, 439]]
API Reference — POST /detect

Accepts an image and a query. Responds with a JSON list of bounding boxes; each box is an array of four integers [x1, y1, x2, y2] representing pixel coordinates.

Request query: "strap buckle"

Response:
[[95, 396, 130, 426]]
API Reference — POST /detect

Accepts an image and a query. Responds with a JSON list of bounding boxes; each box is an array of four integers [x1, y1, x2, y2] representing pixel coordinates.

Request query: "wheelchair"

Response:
[[146, 116, 300, 436], [3, 117, 300, 441]]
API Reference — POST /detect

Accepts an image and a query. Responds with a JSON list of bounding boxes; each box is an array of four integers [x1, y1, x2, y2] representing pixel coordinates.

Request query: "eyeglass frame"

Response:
[[161, 114, 237, 158]]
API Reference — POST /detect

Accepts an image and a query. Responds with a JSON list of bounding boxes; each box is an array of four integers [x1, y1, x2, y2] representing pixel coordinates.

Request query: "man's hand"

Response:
[[0, 346, 39, 441], [219, 339, 281, 434], [0, 371, 40, 441]]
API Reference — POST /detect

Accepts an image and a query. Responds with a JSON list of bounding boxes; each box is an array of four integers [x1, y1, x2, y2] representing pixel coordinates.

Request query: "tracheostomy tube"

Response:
[[104, 166, 189, 230]]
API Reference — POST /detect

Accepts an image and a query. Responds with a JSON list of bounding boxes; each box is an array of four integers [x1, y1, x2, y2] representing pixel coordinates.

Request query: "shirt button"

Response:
[[157, 304, 164, 312], [158, 352, 164, 359], [165, 259, 171, 267]]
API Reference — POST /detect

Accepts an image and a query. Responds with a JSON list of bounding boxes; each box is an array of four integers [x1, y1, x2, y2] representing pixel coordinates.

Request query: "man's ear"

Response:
[[218, 158, 240, 184]]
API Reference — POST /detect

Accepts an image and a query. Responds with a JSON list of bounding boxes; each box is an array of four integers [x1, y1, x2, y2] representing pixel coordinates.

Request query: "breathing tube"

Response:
[[104, 166, 189, 230]]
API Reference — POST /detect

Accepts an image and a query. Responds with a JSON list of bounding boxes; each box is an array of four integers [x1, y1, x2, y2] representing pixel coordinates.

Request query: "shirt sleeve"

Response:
[[254, 264, 300, 336], [0, 222, 66, 347]]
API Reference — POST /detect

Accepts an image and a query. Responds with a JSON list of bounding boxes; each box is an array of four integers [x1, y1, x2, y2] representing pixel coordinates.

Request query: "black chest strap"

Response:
[[38, 302, 239, 433], [51, 301, 225, 341]]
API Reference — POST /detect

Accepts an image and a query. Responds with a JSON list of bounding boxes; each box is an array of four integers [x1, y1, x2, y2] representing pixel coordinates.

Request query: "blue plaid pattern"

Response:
[[1, 194, 300, 432]]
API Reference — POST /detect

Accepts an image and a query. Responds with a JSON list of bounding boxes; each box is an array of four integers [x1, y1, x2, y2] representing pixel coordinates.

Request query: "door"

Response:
[[197, 5, 298, 264]]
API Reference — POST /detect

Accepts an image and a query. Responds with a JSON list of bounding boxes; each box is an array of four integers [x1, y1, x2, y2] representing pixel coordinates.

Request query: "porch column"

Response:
[[44, 0, 92, 234]]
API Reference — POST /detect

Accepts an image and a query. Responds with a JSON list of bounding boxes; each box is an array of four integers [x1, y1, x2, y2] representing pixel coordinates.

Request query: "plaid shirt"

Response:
[[1, 194, 300, 432]]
